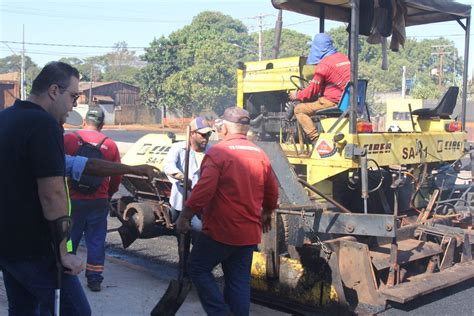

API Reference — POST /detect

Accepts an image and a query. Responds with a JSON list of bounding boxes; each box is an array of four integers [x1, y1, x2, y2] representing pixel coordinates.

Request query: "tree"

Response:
[[139, 36, 180, 109], [327, 26, 463, 114], [250, 28, 311, 60], [101, 41, 142, 85], [59, 42, 141, 85], [139, 11, 252, 115], [411, 83, 441, 100], [0, 55, 40, 93]]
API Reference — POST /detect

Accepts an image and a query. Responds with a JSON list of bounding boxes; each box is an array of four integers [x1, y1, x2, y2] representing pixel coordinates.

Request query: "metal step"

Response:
[[380, 260, 474, 303], [369, 239, 442, 271]]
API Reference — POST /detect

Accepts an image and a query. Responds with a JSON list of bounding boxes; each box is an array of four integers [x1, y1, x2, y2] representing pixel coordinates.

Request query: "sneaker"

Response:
[[87, 281, 101, 292]]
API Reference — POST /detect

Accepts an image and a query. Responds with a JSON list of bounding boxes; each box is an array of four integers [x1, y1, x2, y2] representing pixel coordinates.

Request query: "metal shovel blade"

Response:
[[118, 225, 139, 249], [150, 278, 192, 316]]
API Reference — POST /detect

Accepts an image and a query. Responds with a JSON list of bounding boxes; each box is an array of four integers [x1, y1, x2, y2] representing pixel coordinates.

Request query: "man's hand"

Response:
[[130, 164, 160, 181], [172, 172, 185, 181], [176, 207, 194, 234], [60, 253, 85, 275], [288, 90, 298, 101], [261, 212, 272, 233], [176, 214, 191, 234]]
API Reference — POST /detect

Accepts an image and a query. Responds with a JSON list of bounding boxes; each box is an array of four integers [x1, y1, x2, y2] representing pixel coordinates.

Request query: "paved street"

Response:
[[0, 243, 288, 316]]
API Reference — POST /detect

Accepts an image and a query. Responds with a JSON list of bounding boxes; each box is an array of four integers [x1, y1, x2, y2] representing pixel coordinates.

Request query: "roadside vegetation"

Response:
[[1, 11, 471, 116]]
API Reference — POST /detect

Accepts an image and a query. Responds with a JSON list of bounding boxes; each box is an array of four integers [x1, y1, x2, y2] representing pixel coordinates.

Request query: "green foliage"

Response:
[[101, 42, 141, 85], [252, 28, 311, 60], [59, 42, 141, 85], [0, 55, 40, 92], [411, 83, 441, 100], [327, 26, 462, 114], [139, 36, 180, 109], [139, 11, 251, 114]]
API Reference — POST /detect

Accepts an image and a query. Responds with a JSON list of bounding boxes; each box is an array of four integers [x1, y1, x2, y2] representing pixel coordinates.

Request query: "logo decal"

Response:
[[316, 140, 337, 158]]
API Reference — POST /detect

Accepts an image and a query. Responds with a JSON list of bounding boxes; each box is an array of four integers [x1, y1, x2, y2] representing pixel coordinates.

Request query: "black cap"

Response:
[[86, 107, 105, 124]]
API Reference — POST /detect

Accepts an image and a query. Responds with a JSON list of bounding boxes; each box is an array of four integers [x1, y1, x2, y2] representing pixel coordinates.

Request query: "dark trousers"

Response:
[[70, 198, 108, 283], [0, 256, 91, 316], [188, 233, 255, 316]]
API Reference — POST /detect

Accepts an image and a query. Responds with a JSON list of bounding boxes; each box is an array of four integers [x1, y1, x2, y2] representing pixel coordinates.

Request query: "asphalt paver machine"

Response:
[[113, 0, 473, 313], [235, 0, 474, 313]]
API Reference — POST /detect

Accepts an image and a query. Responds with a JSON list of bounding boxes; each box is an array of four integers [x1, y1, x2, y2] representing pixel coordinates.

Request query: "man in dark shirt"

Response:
[[176, 106, 279, 316], [0, 61, 91, 315]]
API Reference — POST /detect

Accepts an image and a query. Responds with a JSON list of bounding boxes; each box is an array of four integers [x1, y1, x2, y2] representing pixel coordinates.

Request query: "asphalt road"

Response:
[[101, 129, 161, 143], [103, 129, 474, 316]]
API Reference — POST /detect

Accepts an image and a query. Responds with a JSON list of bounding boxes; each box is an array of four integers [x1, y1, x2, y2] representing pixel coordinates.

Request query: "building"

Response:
[[0, 72, 21, 110], [79, 81, 142, 124]]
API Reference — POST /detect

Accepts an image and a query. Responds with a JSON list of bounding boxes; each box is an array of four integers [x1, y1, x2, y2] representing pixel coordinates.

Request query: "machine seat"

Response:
[[412, 86, 459, 119], [314, 79, 368, 118]]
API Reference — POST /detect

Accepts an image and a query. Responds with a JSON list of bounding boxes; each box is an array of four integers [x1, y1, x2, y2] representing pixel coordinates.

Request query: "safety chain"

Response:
[[299, 210, 332, 261]]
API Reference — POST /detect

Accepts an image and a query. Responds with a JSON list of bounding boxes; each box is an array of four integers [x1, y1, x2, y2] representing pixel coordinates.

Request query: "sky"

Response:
[[1, 0, 473, 78]]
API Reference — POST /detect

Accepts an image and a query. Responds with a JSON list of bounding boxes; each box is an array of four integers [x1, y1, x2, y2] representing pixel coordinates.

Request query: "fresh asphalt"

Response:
[[95, 129, 473, 315]]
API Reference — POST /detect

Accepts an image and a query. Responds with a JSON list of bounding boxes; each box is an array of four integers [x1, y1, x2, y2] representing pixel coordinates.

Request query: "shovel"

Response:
[[151, 126, 193, 316]]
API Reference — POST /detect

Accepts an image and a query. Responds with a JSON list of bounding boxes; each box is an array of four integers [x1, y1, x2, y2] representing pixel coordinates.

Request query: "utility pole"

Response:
[[20, 25, 25, 100], [271, 10, 282, 59], [431, 45, 453, 89], [402, 66, 406, 99], [248, 13, 272, 61], [89, 64, 93, 106]]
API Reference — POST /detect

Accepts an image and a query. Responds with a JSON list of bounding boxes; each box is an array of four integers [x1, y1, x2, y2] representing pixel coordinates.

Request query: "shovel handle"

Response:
[[178, 126, 192, 280]]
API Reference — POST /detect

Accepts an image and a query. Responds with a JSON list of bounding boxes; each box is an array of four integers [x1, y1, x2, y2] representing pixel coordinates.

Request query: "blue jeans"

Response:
[[0, 255, 91, 316], [188, 233, 255, 316], [70, 198, 108, 283]]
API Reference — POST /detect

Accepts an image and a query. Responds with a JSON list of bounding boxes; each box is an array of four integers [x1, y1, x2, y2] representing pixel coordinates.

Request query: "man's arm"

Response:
[[261, 165, 279, 233], [176, 156, 220, 234], [108, 142, 122, 196], [84, 158, 159, 181], [296, 70, 325, 102], [37, 176, 84, 275], [163, 143, 185, 181]]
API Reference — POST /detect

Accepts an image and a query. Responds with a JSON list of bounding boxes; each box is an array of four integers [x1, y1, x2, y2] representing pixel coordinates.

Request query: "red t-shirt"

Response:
[[184, 134, 279, 246], [64, 130, 121, 200], [297, 52, 351, 103]]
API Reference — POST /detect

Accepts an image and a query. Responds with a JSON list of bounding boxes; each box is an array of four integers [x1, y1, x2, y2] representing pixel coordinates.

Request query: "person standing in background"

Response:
[[64, 107, 121, 292]]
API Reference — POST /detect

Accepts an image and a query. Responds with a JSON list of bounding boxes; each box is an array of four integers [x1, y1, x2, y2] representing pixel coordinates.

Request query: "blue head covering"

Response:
[[307, 33, 337, 65]]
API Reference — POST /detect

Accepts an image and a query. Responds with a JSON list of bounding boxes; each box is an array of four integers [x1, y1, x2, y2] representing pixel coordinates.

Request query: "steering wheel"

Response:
[[290, 75, 309, 91]]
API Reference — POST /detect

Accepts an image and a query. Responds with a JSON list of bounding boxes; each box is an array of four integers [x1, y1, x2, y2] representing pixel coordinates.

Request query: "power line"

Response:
[[0, 40, 146, 49], [0, 40, 183, 50], [283, 18, 318, 27]]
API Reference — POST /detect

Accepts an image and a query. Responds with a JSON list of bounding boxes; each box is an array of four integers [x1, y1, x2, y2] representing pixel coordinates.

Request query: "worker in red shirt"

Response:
[[289, 33, 351, 142], [64, 107, 121, 292], [176, 106, 279, 316]]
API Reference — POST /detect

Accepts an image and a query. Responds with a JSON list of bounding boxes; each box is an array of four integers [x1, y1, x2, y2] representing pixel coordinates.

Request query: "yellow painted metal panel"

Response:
[[282, 131, 467, 184], [236, 68, 244, 107], [121, 133, 184, 169], [240, 56, 311, 93]]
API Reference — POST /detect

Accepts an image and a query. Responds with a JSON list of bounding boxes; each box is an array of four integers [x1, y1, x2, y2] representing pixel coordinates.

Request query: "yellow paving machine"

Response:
[[113, 0, 473, 313], [236, 0, 473, 313]]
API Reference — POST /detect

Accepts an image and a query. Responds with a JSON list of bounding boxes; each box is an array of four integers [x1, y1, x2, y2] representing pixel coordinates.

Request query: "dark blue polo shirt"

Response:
[[0, 100, 65, 258]]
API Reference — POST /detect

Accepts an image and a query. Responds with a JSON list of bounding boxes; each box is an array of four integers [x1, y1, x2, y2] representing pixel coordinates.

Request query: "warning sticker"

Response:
[[316, 139, 337, 158]]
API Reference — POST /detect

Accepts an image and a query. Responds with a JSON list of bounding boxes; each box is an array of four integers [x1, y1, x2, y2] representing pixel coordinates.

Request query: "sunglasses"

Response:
[[70, 92, 80, 104], [196, 132, 212, 138], [57, 84, 80, 104]]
